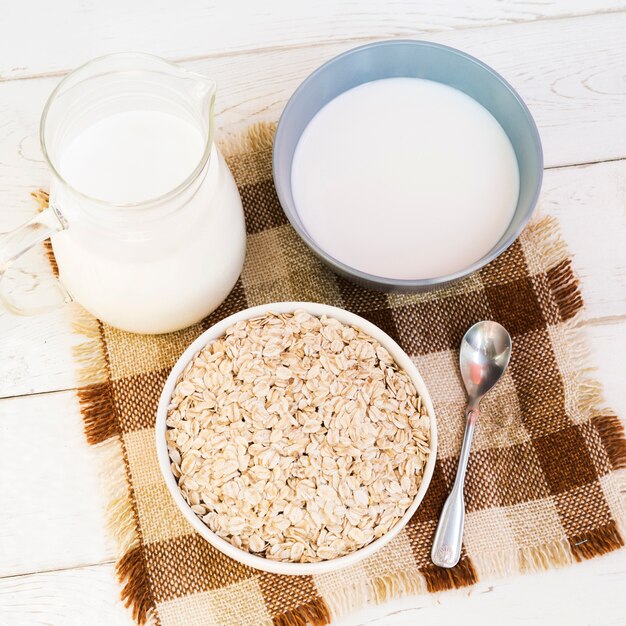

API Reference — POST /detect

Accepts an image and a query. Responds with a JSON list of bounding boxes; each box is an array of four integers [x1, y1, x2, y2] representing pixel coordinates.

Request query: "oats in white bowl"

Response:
[[166, 309, 430, 563]]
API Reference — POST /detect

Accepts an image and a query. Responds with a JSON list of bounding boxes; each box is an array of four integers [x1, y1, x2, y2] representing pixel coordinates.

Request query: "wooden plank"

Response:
[[2, 13, 626, 182], [1, 154, 625, 399], [0, 549, 624, 625], [0, 319, 623, 579], [0, 563, 132, 626], [2, 1, 625, 80], [0, 247, 81, 396], [191, 13, 626, 168], [0, 390, 115, 578]]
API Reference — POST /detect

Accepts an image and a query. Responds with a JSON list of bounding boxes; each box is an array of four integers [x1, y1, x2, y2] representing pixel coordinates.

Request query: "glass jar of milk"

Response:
[[0, 54, 246, 334]]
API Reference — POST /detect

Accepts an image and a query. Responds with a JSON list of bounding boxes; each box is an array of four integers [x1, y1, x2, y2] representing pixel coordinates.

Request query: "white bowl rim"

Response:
[[155, 301, 438, 575]]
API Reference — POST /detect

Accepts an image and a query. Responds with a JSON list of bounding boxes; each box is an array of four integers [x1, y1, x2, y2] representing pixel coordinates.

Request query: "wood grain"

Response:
[[0, 563, 131, 626], [1, 549, 625, 626], [1, 0, 625, 80], [0, 390, 115, 578], [0, 251, 80, 397]]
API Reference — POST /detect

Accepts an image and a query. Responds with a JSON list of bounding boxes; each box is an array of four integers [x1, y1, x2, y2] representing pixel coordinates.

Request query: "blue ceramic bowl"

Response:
[[272, 40, 543, 291]]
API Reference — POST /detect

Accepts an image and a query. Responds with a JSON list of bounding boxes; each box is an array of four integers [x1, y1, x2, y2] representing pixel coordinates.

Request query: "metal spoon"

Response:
[[431, 320, 512, 568]]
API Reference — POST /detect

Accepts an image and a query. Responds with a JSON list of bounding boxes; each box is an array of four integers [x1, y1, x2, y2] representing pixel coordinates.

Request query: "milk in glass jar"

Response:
[[0, 54, 246, 334]]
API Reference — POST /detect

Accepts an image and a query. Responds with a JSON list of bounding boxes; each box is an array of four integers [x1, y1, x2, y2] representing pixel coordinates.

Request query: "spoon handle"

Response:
[[431, 408, 478, 568]]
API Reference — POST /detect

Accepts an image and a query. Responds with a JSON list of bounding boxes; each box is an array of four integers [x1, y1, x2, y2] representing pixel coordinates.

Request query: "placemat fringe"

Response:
[[96, 436, 141, 554], [72, 308, 118, 444], [422, 558, 477, 592], [118, 546, 158, 625], [547, 260, 584, 321], [614, 473, 626, 540], [561, 314, 626, 466], [273, 598, 332, 626], [519, 539, 573, 573], [465, 539, 574, 580], [73, 312, 109, 384], [570, 522, 625, 561], [71, 302, 158, 624], [219, 121, 277, 156], [368, 570, 428, 602], [527, 216, 584, 322], [322, 581, 370, 618], [323, 570, 429, 620], [472, 547, 522, 579], [528, 216, 571, 273], [78, 383, 118, 444], [594, 415, 626, 471]]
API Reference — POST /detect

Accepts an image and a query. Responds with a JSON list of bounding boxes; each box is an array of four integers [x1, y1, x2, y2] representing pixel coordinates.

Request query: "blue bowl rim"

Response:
[[272, 39, 544, 288]]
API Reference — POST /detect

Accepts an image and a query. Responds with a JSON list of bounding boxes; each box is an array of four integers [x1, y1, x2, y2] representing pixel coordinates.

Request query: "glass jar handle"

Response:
[[0, 203, 71, 315]]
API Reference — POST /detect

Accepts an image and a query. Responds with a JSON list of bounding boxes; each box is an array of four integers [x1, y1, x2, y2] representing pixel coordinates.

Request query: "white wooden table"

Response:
[[1, 2, 625, 625]]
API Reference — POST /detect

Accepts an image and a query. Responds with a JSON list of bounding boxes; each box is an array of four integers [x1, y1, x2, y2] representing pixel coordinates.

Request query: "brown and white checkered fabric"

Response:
[[60, 124, 625, 626]]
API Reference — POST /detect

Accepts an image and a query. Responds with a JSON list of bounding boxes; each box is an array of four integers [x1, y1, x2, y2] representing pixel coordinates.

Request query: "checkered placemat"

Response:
[[42, 123, 625, 625]]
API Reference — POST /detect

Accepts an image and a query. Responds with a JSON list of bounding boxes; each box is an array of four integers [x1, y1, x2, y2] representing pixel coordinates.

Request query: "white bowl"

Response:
[[155, 302, 438, 575]]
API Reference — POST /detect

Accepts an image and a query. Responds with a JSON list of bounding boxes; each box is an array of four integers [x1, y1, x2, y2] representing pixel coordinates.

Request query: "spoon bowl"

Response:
[[460, 321, 512, 403]]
